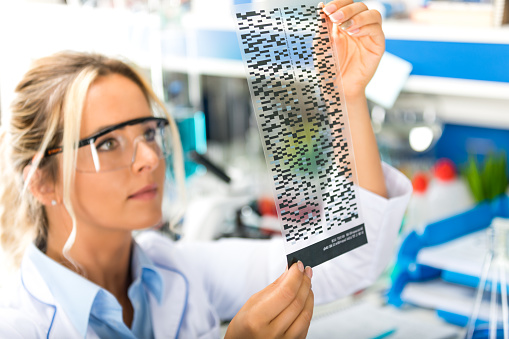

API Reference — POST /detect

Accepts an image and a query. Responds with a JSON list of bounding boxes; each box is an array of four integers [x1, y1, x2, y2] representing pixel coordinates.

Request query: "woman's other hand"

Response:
[[224, 261, 314, 339], [321, 0, 388, 198], [322, 0, 385, 99]]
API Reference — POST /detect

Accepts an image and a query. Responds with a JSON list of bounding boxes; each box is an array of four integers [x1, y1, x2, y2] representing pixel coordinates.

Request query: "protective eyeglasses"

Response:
[[43, 117, 171, 173]]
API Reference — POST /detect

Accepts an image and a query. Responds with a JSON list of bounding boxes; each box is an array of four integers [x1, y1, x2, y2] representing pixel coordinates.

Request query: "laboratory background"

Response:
[[0, 0, 509, 337]]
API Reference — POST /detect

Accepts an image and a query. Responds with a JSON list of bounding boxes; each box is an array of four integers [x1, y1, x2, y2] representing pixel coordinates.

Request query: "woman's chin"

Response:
[[130, 213, 164, 231]]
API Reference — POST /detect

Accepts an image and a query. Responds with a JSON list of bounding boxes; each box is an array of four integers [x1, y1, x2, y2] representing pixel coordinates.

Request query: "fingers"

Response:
[[338, 7, 382, 32], [256, 261, 309, 321], [322, 0, 383, 37], [347, 24, 385, 49], [323, 1, 368, 24], [284, 289, 315, 339], [224, 262, 314, 339], [269, 265, 313, 334]]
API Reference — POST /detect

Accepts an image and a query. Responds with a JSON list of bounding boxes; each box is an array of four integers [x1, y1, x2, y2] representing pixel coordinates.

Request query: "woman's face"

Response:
[[61, 74, 167, 232]]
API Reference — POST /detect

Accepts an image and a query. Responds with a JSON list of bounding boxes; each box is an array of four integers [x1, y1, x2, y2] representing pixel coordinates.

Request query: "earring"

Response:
[[51, 200, 57, 206]]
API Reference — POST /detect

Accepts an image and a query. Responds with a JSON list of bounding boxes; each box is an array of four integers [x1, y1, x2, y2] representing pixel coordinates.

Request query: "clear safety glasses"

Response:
[[43, 117, 172, 173]]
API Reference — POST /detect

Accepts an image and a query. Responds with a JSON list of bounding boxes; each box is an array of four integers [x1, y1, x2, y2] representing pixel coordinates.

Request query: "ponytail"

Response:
[[0, 127, 38, 270]]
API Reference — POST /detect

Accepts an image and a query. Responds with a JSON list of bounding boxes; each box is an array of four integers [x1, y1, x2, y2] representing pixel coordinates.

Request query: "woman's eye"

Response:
[[96, 138, 119, 151], [144, 128, 156, 141]]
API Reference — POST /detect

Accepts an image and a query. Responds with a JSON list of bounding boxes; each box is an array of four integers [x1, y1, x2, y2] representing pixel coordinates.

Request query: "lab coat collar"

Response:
[[20, 245, 54, 306], [20, 242, 190, 339], [24, 243, 100, 338], [149, 264, 189, 339]]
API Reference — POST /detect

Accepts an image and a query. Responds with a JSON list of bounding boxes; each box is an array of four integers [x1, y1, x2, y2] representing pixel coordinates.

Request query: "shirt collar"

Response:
[[130, 241, 164, 304], [27, 240, 164, 337]]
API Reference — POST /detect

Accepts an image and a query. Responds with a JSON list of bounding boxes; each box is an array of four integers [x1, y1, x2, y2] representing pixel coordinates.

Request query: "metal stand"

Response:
[[466, 217, 509, 339]]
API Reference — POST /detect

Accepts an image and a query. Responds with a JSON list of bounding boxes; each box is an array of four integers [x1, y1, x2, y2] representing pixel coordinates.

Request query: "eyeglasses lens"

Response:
[[76, 120, 171, 172]]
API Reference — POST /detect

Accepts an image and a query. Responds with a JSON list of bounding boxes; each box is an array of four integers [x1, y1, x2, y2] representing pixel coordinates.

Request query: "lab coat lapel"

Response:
[[20, 252, 82, 338], [21, 254, 54, 305], [150, 266, 188, 339]]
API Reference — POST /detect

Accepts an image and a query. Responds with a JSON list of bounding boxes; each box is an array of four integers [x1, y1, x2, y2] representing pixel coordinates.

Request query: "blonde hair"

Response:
[[0, 51, 185, 270]]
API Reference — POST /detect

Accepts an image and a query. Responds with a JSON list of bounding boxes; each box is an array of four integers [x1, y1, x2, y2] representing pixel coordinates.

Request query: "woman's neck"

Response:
[[46, 228, 135, 327], [45, 227, 133, 299]]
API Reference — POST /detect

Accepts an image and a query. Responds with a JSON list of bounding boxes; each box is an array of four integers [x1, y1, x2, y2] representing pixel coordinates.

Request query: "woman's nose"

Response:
[[131, 140, 160, 173]]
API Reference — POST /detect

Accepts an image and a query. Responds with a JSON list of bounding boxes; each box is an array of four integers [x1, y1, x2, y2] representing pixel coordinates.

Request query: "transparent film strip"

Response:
[[234, 0, 366, 268]]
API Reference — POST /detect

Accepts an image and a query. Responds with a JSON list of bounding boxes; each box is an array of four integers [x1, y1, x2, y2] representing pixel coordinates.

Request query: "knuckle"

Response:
[[303, 295, 315, 322], [245, 317, 260, 334], [309, 290, 315, 304], [277, 284, 297, 303], [301, 278, 312, 293], [292, 295, 306, 311], [369, 8, 381, 18], [302, 307, 314, 323], [334, 0, 353, 8]]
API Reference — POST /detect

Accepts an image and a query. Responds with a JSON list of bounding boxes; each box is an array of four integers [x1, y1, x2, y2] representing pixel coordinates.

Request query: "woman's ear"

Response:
[[23, 165, 57, 206]]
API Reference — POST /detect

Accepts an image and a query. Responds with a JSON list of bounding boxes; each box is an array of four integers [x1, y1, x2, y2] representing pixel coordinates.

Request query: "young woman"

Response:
[[0, 1, 411, 338]]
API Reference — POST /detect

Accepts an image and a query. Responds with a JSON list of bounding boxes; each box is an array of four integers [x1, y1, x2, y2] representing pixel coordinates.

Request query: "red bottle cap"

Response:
[[434, 158, 457, 182], [412, 172, 429, 193], [258, 197, 277, 216]]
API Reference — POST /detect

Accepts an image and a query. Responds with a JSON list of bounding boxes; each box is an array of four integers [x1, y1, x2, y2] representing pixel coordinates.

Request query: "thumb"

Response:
[[270, 260, 305, 289]]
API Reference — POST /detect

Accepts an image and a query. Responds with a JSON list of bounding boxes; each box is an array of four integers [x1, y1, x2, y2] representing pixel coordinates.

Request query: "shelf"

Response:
[[382, 19, 509, 44], [180, 12, 236, 31], [395, 93, 509, 129], [402, 75, 509, 99], [176, 12, 509, 86], [180, 12, 509, 45], [171, 12, 509, 129], [1, 4, 507, 128], [160, 13, 509, 131], [163, 56, 245, 78]]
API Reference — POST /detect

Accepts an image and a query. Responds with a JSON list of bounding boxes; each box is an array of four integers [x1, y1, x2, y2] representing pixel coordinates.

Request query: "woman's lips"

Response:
[[128, 184, 158, 200]]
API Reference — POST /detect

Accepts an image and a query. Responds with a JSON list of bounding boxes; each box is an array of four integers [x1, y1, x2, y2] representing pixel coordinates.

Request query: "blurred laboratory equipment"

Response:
[[217, 199, 280, 240], [160, 105, 206, 235], [199, 75, 269, 195], [188, 151, 231, 184], [364, 0, 408, 19], [366, 52, 413, 109], [466, 217, 509, 339], [403, 172, 429, 234], [388, 195, 509, 330], [426, 158, 475, 224], [370, 94, 443, 169], [201, 76, 252, 144], [170, 106, 207, 177]]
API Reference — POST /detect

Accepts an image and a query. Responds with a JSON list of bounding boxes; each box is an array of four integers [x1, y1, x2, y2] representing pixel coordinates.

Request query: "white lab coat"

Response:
[[0, 163, 411, 338]]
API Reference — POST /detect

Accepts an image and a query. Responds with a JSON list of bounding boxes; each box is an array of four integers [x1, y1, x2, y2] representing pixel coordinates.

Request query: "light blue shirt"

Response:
[[27, 241, 164, 338]]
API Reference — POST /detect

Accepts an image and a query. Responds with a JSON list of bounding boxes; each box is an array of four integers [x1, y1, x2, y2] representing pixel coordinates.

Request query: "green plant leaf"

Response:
[[461, 151, 508, 203]]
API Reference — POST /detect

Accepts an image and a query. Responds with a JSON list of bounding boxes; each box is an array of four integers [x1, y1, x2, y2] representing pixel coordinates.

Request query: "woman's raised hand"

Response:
[[225, 261, 314, 339], [321, 0, 385, 98]]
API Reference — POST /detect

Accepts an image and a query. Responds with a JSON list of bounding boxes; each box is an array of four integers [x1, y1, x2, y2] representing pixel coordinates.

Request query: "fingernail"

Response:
[[318, 2, 324, 8], [322, 3, 337, 15], [305, 266, 313, 279], [347, 28, 360, 35], [340, 19, 354, 30], [297, 260, 304, 273], [329, 10, 344, 23]]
